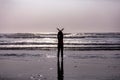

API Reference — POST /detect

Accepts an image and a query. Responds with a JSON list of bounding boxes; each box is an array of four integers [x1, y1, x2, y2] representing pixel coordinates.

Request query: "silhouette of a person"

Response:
[[57, 28, 64, 59]]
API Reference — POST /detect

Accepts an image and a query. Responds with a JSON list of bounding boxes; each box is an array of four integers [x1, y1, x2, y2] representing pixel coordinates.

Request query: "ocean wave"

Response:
[[0, 33, 120, 38], [0, 53, 43, 57], [0, 42, 120, 45], [0, 53, 120, 59], [0, 46, 120, 50], [0, 33, 120, 50]]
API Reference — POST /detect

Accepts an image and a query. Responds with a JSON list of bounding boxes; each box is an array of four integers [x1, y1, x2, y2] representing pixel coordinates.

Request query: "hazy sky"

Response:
[[0, 0, 120, 33]]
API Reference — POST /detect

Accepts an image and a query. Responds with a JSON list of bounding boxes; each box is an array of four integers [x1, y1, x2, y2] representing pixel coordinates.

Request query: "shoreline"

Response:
[[0, 50, 120, 80], [0, 47, 120, 50]]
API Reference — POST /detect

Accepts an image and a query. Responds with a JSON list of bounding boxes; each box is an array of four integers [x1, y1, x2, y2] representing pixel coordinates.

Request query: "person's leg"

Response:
[[58, 47, 60, 58], [61, 46, 63, 59]]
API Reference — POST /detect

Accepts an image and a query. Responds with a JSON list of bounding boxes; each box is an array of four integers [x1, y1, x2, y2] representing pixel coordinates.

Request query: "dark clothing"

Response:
[[57, 31, 63, 58], [58, 31, 63, 47]]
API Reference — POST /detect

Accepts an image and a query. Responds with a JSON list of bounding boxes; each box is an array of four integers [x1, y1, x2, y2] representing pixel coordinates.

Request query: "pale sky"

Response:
[[0, 0, 120, 33]]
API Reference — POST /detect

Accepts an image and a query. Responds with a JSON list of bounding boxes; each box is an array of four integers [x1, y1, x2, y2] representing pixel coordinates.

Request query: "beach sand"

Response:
[[0, 50, 120, 80]]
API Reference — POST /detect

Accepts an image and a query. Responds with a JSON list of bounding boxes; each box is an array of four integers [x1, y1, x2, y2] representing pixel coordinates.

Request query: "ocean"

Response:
[[0, 33, 120, 50], [0, 33, 120, 80]]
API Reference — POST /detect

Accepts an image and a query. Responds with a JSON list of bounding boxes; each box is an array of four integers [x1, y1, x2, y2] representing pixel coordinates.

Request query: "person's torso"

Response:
[[58, 32, 63, 43]]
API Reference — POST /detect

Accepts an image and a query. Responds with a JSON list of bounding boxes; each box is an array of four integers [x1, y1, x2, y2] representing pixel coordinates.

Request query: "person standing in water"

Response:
[[57, 28, 64, 59]]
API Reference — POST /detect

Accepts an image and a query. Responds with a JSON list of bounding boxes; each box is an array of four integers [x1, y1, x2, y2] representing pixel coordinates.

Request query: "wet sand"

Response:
[[0, 50, 120, 80]]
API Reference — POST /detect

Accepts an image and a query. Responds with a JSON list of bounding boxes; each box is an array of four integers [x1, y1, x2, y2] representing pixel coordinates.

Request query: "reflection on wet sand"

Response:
[[57, 58, 64, 80]]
